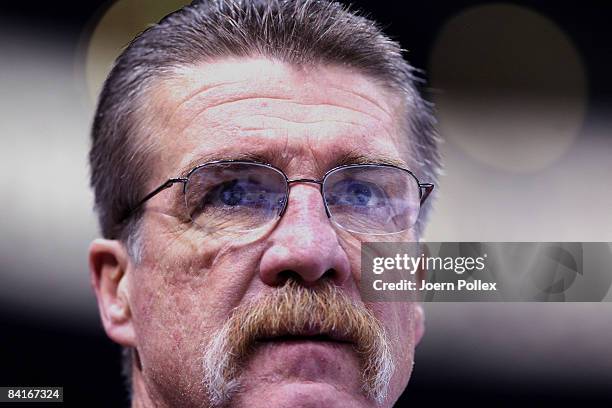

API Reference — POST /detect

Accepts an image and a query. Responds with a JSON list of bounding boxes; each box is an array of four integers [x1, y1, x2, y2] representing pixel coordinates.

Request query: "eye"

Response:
[[184, 162, 288, 232], [200, 178, 283, 210], [327, 179, 387, 208], [220, 181, 245, 206], [346, 182, 372, 206]]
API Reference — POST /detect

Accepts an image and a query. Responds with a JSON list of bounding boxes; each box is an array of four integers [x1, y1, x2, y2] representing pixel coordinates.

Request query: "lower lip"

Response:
[[251, 338, 357, 373], [255, 338, 354, 355], [260, 336, 351, 344], [239, 339, 363, 399]]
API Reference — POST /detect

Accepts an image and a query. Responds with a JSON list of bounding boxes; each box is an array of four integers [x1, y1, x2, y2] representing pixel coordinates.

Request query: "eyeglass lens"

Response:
[[184, 162, 421, 234], [185, 162, 287, 233], [323, 165, 420, 234]]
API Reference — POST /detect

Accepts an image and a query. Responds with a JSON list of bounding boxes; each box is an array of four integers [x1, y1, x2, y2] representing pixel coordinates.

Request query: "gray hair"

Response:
[[90, 0, 440, 244], [89, 0, 440, 397]]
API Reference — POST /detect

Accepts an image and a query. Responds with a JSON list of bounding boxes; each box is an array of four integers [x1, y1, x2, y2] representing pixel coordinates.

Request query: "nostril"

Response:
[[275, 270, 337, 287], [321, 268, 337, 282], [277, 270, 301, 286]]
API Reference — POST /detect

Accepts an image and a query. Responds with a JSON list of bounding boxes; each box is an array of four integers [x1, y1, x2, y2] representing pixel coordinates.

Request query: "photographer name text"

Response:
[[372, 279, 497, 291]]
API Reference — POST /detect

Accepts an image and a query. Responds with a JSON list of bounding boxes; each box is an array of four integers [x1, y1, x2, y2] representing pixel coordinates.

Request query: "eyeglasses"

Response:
[[128, 160, 434, 235]]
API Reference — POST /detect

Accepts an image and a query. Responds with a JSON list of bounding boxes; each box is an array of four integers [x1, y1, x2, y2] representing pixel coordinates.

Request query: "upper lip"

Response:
[[258, 327, 353, 344]]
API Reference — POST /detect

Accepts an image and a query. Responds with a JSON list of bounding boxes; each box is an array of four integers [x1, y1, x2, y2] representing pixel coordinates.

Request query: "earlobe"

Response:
[[89, 238, 136, 347]]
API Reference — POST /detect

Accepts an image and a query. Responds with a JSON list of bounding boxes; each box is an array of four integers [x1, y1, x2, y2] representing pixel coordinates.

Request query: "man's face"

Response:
[[122, 58, 424, 407]]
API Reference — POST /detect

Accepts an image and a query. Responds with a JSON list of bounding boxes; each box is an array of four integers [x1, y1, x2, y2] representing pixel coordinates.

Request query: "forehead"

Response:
[[147, 58, 410, 180]]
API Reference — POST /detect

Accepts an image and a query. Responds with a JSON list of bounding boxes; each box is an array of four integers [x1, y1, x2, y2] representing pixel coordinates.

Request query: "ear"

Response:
[[89, 238, 136, 347]]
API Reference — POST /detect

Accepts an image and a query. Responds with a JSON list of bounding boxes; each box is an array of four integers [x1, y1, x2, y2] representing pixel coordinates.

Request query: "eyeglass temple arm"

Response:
[[419, 183, 434, 205], [130, 178, 188, 214]]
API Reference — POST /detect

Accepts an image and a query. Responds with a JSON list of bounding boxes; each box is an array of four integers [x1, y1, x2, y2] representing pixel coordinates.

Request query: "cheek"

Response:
[[126, 263, 207, 402], [128, 228, 268, 357], [335, 231, 361, 283], [128, 260, 211, 375], [125, 230, 266, 399]]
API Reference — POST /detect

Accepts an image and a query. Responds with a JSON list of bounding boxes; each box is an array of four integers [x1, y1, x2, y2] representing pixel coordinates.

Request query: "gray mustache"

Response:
[[202, 279, 395, 407]]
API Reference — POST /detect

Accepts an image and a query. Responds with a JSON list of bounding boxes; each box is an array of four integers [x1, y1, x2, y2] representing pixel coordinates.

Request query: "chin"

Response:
[[227, 341, 380, 408], [232, 382, 371, 408]]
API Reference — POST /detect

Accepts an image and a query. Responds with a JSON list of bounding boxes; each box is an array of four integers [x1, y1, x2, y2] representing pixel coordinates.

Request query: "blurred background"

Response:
[[0, 0, 611, 406]]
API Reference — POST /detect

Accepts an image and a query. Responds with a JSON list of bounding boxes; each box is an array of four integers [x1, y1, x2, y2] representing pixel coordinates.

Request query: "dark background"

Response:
[[1, 1, 611, 407]]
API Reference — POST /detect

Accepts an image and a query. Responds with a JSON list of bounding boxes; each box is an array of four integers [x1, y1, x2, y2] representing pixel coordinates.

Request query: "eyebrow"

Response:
[[176, 149, 411, 177], [332, 151, 410, 169], [176, 151, 274, 177]]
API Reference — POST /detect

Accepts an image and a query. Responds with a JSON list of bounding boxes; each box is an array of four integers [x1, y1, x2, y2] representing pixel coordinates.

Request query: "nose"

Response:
[[258, 183, 351, 287]]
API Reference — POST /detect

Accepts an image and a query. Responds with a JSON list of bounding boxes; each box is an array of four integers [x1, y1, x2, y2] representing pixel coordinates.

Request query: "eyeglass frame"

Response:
[[124, 159, 435, 232]]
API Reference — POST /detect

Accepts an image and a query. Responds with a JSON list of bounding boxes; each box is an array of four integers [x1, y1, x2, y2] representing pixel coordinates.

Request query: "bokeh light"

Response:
[[429, 3, 587, 173], [83, 0, 189, 102]]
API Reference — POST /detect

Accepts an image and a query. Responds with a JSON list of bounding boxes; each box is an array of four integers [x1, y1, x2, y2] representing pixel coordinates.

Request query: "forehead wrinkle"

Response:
[[248, 113, 372, 129], [326, 81, 398, 121], [156, 62, 400, 136], [173, 95, 393, 138], [172, 134, 409, 181], [161, 78, 246, 128], [152, 59, 411, 184], [169, 109, 407, 179]]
